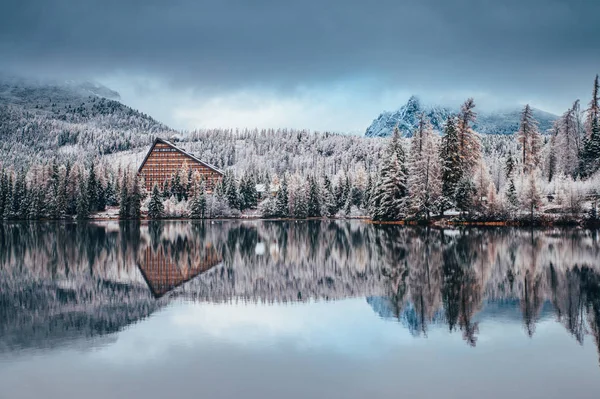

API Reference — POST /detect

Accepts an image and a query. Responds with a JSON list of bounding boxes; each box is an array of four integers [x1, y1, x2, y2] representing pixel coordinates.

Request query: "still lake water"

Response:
[[1, 221, 600, 399]]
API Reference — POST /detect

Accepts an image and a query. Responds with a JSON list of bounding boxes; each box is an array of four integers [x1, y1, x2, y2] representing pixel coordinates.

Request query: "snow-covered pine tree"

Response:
[[439, 117, 462, 215], [473, 158, 492, 215], [275, 175, 289, 217], [306, 175, 321, 217], [119, 172, 130, 219], [129, 174, 142, 219], [505, 178, 519, 215], [521, 170, 543, 223], [2, 174, 12, 220], [363, 173, 373, 209], [516, 104, 542, 173], [86, 162, 99, 213], [148, 184, 164, 219], [190, 186, 207, 219], [408, 114, 442, 220], [456, 98, 482, 177], [224, 170, 240, 210], [581, 75, 600, 177], [321, 175, 337, 217], [454, 176, 476, 218], [0, 169, 7, 218], [76, 178, 89, 220], [370, 146, 408, 221], [556, 103, 581, 178], [505, 151, 515, 180]]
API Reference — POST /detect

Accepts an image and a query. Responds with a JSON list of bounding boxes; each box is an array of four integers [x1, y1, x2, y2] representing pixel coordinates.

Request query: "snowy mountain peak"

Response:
[[365, 96, 558, 137]]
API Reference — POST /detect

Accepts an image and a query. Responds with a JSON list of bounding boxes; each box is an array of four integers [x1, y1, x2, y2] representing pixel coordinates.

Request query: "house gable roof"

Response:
[[138, 138, 224, 175]]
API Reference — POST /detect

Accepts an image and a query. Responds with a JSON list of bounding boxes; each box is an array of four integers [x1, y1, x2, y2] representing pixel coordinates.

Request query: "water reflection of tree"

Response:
[[4, 222, 600, 358]]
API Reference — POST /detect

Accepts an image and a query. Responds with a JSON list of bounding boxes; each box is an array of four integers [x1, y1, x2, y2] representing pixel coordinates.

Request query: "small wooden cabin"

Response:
[[138, 138, 223, 192]]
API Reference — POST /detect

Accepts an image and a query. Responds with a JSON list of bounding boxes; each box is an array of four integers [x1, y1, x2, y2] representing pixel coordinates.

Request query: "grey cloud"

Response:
[[1, 0, 599, 104]]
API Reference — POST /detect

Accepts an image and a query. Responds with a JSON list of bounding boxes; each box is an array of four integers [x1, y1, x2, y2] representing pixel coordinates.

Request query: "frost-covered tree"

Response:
[[408, 114, 442, 220], [473, 159, 492, 214], [456, 98, 482, 177], [76, 178, 89, 220], [275, 175, 289, 217], [306, 176, 321, 217], [516, 104, 542, 173], [439, 117, 462, 214], [556, 103, 581, 178], [521, 171, 543, 222], [370, 149, 408, 221], [455, 177, 476, 218], [581, 75, 600, 177], [148, 184, 164, 219]]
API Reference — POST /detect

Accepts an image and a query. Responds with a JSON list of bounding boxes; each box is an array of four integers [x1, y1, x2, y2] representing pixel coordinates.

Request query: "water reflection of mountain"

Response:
[[1, 221, 600, 361]]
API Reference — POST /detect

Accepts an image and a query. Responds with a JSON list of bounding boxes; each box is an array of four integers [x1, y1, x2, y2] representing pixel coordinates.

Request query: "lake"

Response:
[[1, 221, 600, 399]]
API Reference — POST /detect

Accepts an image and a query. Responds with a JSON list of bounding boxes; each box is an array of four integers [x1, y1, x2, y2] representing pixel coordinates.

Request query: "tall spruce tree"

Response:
[[190, 186, 207, 219], [76, 178, 89, 220], [306, 176, 321, 217], [439, 117, 462, 215], [129, 175, 142, 219], [275, 175, 289, 217], [408, 114, 442, 220], [370, 135, 408, 221], [119, 173, 130, 219], [87, 162, 99, 213], [456, 98, 482, 177], [148, 184, 164, 219], [516, 104, 542, 173], [581, 75, 600, 177]]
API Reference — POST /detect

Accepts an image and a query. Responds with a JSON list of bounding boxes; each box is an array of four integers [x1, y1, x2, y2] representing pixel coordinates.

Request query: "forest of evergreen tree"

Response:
[[1, 75, 600, 223]]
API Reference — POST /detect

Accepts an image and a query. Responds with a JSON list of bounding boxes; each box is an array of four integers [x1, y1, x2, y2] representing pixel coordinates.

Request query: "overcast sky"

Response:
[[1, 0, 599, 132]]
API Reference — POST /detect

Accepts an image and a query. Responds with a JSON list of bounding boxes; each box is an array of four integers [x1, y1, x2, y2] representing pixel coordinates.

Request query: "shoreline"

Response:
[[2, 215, 599, 228]]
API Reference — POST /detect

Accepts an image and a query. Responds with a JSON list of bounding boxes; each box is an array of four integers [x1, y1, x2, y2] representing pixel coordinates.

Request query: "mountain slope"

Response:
[[0, 76, 174, 166], [365, 96, 558, 137]]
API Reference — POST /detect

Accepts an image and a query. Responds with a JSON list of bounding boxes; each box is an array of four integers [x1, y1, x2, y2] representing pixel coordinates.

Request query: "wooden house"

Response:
[[138, 138, 223, 192]]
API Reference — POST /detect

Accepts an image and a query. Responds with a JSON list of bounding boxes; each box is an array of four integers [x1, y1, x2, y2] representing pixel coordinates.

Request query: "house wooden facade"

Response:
[[138, 138, 223, 192]]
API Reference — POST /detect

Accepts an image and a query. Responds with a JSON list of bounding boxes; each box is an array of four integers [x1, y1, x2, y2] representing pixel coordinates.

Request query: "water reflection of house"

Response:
[[137, 244, 222, 298]]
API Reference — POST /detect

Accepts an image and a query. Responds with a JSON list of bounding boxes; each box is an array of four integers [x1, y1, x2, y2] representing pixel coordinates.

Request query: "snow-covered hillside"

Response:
[[365, 95, 558, 137], [0, 75, 174, 166]]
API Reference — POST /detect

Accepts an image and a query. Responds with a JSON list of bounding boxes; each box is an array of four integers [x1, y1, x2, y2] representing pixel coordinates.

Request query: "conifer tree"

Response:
[[129, 175, 142, 219], [2, 175, 12, 220], [0, 169, 7, 217], [454, 177, 475, 218], [55, 178, 67, 219], [119, 173, 130, 219], [87, 162, 99, 213], [581, 75, 600, 177], [306, 176, 321, 217], [275, 175, 289, 217], [439, 117, 462, 214], [505, 178, 519, 214], [557, 103, 581, 178], [76, 178, 89, 220], [190, 185, 207, 219], [370, 147, 408, 221], [456, 98, 482, 177], [321, 175, 337, 217], [363, 173, 373, 209], [408, 114, 442, 220], [148, 184, 164, 219], [516, 104, 542, 173], [522, 171, 543, 223], [505, 151, 515, 180]]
